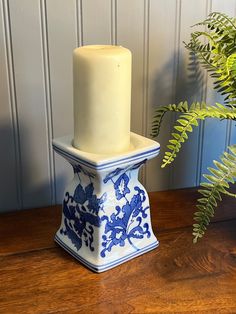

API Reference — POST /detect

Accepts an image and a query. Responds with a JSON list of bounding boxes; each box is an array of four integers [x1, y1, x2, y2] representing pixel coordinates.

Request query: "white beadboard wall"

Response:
[[1, 0, 236, 212]]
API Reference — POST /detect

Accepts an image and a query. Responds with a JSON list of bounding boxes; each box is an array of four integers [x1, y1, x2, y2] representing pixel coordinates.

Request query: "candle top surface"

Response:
[[74, 45, 131, 57]]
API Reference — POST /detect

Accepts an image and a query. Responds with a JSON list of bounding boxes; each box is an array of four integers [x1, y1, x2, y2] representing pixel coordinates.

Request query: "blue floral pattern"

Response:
[[100, 159, 150, 257], [60, 159, 150, 257], [60, 167, 107, 252], [114, 173, 130, 200]]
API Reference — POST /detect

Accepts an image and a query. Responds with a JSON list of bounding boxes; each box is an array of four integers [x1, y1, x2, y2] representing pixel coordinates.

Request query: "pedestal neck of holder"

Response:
[[53, 132, 160, 272]]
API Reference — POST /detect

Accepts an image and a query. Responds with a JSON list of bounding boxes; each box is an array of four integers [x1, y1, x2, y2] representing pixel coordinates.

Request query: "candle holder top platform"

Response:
[[53, 132, 160, 272]]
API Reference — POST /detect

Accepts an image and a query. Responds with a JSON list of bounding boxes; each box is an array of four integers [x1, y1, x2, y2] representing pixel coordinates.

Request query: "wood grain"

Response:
[[149, 187, 236, 231], [0, 221, 236, 313], [0, 206, 60, 256], [1, 188, 236, 313], [1, 188, 236, 256]]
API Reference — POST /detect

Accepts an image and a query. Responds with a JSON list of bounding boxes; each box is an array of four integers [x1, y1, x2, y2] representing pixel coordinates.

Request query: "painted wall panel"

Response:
[[82, 0, 111, 45], [0, 0, 236, 211], [116, 0, 145, 136], [171, 0, 208, 189], [229, 121, 236, 147], [146, 0, 177, 191], [0, 0, 19, 210], [46, 0, 76, 203], [8, 0, 52, 208]]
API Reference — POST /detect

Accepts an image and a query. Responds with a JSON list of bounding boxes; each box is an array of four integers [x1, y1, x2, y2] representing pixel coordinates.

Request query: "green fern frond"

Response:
[[152, 12, 236, 243], [195, 12, 236, 33], [162, 109, 201, 167], [151, 101, 189, 138], [226, 53, 236, 75], [193, 145, 236, 243], [184, 12, 236, 106], [152, 101, 236, 167]]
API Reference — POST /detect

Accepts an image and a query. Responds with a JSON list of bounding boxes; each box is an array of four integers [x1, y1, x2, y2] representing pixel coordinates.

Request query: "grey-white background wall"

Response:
[[1, 0, 236, 212]]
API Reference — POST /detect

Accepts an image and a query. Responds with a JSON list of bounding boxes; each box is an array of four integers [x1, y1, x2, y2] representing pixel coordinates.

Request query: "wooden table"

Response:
[[1, 188, 236, 313]]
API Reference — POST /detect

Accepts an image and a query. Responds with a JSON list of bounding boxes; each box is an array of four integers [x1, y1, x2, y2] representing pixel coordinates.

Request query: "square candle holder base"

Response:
[[53, 132, 160, 273]]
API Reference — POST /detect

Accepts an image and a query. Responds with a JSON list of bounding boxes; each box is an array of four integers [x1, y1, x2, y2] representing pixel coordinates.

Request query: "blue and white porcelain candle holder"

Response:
[[52, 132, 160, 272]]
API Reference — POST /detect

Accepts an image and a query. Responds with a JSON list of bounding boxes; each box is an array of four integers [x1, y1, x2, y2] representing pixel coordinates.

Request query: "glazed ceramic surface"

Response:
[[53, 132, 160, 272]]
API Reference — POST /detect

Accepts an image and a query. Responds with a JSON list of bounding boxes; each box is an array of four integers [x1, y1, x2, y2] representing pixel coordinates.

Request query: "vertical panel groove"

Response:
[[39, 0, 56, 204], [76, 0, 83, 46], [196, 0, 212, 185], [224, 0, 236, 152], [169, 0, 181, 188], [172, 0, 182, 103], [230, 1, 236, 147], [225, 120, 232, 150], [111, 0, 117, 44], [141, 0, 150, 186], [226, 0, 235, 150], [142, 0, 149, 138], [2, 0, 22, 209]]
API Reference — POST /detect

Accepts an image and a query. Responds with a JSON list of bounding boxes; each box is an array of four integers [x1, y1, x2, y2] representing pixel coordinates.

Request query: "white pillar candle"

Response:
[[73, 45, 132, 154]]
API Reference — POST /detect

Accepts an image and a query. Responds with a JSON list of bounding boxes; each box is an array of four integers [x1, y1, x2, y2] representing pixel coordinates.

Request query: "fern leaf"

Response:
[[151, 102, 190, 138], [193, 144, 236, 243], [185, 12, 236, 106], [156, 101, 236, 168]]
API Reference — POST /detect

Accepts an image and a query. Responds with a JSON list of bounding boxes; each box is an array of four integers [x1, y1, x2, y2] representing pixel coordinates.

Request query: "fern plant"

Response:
[[151, 12, 236, 243]]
